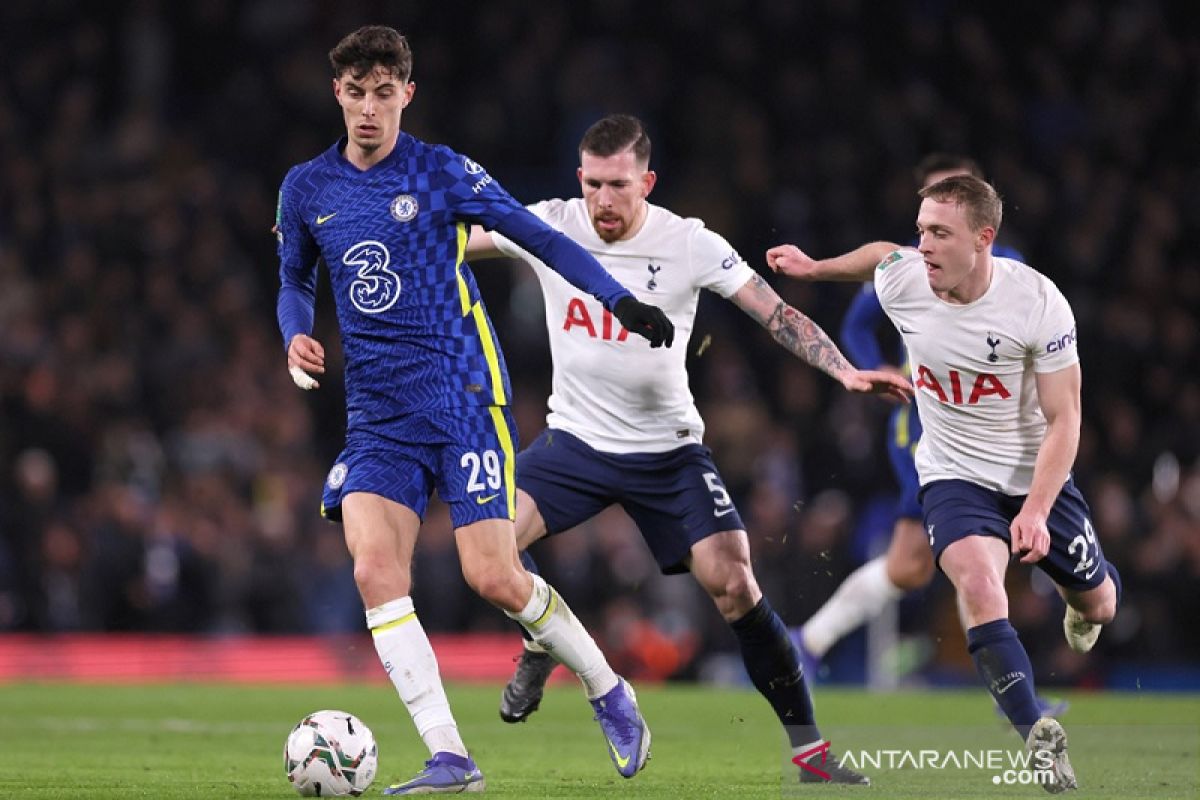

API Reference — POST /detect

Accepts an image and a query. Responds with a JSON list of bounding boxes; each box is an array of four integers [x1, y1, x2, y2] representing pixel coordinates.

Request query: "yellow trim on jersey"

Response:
[[488, 405, 517, 520], [531, 590, 559, 629], [894, 404, 910, 449], [475, 303, 507, 405], [371, 612, 417, 636], [455, 223, 472, 316]]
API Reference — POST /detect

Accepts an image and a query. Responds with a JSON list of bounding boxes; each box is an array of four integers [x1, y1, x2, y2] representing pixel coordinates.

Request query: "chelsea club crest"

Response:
[[390, 194, 419, 222], [327, 462, 348, 489]]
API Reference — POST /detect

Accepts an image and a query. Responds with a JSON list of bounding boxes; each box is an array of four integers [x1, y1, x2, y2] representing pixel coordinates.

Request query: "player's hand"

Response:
[[287, 333, 325, 390], [766, 244, 820, 279], [614, 296, 675, 348], [1010, 508, 1051, 564], [838, 368, 914, 403]]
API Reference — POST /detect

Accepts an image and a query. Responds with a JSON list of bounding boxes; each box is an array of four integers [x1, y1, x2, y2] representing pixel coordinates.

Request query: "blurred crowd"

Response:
[[1, 0, 1197, 688]]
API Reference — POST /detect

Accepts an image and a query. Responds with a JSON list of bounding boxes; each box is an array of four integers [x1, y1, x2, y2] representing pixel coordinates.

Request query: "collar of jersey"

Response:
[[330, 132, 415, 177]]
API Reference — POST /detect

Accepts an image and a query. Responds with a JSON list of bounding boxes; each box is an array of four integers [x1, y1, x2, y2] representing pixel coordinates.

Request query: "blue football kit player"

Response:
[[276, 27, 672, 794], [467, 115, 911, 785], [769, 174, 1123, 792]]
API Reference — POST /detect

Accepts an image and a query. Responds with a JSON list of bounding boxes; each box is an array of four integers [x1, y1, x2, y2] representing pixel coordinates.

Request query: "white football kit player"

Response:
[[493, 198, 755, 571], [873, 249, 1079, 496]]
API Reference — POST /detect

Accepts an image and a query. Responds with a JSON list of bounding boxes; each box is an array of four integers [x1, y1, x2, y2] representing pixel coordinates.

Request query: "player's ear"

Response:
[[401, 81, 416, 108], [642, 170, 657, 198], [976, 225, 996, 252], [576, 166, 585, 185]]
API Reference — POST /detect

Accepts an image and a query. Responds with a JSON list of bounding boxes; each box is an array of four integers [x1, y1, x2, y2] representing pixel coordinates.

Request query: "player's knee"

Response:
[[462, 561, 523, 609], [1084, 595, 1117, 625], [705, 564, 759, 618], [887, 551, 934, 591], [954, 570, 1006, 610], [722, 565, 758, 605], [352, 555, 409, 600]]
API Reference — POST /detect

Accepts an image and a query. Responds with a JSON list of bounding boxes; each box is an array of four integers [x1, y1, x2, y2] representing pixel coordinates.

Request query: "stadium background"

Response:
[[0, 0, 1196, 693]]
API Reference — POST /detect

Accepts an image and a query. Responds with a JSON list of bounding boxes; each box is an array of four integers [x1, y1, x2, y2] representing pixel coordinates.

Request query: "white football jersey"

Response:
[[493, 198, 755, 453], [874, 249, 1079, 495]]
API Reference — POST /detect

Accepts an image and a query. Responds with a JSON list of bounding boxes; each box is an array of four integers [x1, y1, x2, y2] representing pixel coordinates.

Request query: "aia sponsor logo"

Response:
[[915, 365, 1011, 405], [562, 297, 631, 341]]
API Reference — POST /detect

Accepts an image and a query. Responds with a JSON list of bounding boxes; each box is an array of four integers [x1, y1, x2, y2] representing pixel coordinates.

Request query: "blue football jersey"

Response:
[[276, 134, 603, 433]]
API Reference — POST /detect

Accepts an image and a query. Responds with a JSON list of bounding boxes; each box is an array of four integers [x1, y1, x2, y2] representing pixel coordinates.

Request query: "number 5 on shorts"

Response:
[[705, 471, 736, 517]]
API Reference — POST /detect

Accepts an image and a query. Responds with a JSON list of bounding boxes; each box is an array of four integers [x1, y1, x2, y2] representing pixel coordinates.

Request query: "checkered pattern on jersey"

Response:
[[278, 135, 518, 432]]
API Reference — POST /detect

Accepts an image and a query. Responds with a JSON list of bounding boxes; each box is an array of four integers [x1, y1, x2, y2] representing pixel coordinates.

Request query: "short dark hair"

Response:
[[913, 153, 984, 187], [329, 26, 412, 82], [579, 114, 651, 166], [919, 174, 1003, 235]]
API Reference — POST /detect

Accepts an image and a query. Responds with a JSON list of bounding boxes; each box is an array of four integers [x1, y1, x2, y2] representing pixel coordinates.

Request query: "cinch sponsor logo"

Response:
[[915, 366, 1011, 405], [562, 297, 631, 341], [1046, 327, 1077, 353]]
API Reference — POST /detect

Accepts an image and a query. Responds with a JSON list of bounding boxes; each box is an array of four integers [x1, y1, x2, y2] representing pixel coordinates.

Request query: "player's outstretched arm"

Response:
[[730, 274, 912, 403], [766, 241, 903, 282], [287, 333, 325, 391]]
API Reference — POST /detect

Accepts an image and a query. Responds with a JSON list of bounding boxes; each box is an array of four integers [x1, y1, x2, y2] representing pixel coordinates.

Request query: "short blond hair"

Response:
[[919, 174, 1003, 234]]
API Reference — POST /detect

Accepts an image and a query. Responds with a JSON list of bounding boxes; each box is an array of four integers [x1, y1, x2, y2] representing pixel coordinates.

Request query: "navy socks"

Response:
[[731, 597, 819, 747], [967, 619, 1041, 739]]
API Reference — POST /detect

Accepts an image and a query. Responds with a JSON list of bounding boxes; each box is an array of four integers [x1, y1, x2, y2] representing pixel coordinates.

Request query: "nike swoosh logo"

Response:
[[316, 212, 338, 225], [714, 507, 736, 517], [900, 325, 917, 334], [996, 677, 1022, 694], [476, 493, 500, 505], [608, 739, 631, 770]]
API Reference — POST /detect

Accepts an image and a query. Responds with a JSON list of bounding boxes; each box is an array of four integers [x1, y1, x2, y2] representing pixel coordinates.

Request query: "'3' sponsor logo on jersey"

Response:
[[344, 240, 401, 314]]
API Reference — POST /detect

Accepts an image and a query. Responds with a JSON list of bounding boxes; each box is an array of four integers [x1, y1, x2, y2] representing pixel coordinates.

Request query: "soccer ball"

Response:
[[284, 710, 378, 797]]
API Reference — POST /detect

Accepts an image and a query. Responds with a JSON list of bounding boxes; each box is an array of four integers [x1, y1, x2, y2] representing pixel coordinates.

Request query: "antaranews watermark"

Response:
[[835, 746, 1055, 787], [782, 722, 1200, 797]]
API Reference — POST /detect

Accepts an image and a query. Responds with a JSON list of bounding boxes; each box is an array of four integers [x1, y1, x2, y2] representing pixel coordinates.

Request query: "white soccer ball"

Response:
[[284, 710, 378, 797]]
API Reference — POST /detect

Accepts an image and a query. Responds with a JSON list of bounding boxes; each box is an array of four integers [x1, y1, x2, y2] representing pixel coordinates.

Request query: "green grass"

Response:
[[0, 683, 1196, 798]]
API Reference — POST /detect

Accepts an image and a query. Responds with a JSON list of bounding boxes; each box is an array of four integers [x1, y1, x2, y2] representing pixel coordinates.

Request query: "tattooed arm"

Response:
[[729, 274, 913, 401]]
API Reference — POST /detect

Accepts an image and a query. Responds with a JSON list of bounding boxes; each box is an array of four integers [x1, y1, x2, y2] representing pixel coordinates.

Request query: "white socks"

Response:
[[803, 557, 903, 658], [506, 574, 618, 699], [367, 597, 467, 758]]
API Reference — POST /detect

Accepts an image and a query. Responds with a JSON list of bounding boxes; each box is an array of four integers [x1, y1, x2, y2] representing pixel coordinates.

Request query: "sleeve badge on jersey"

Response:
[[390, 194, 419, 222], [876, 250, 904, 271], [326, 462, 348, 489], [462, 157, 484, 175]]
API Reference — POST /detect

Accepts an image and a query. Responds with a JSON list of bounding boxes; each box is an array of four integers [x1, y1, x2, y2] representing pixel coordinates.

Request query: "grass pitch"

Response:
[[0, 682, 1196, 798]]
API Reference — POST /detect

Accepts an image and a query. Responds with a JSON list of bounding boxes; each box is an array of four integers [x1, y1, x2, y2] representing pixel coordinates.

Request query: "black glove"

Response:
[[613, 295, 675, 349]]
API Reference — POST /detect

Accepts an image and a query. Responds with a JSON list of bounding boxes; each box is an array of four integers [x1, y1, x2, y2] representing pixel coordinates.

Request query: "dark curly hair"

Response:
[[329, 25, 412, 82]]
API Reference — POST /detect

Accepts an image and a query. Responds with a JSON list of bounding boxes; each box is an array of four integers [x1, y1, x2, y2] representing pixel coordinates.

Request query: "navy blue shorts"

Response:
[[887, 403, 924, 520], [516, 429, 746, 574], [321, 406, 519, 529], [919, 477, 1107, 592]]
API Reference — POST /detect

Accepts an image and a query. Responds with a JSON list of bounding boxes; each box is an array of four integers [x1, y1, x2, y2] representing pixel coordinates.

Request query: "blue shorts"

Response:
[[516, 429, 746, 574], [887, 403, 924, 520], [321, 406, 518, 529], [919, 477, 1107, 592]]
